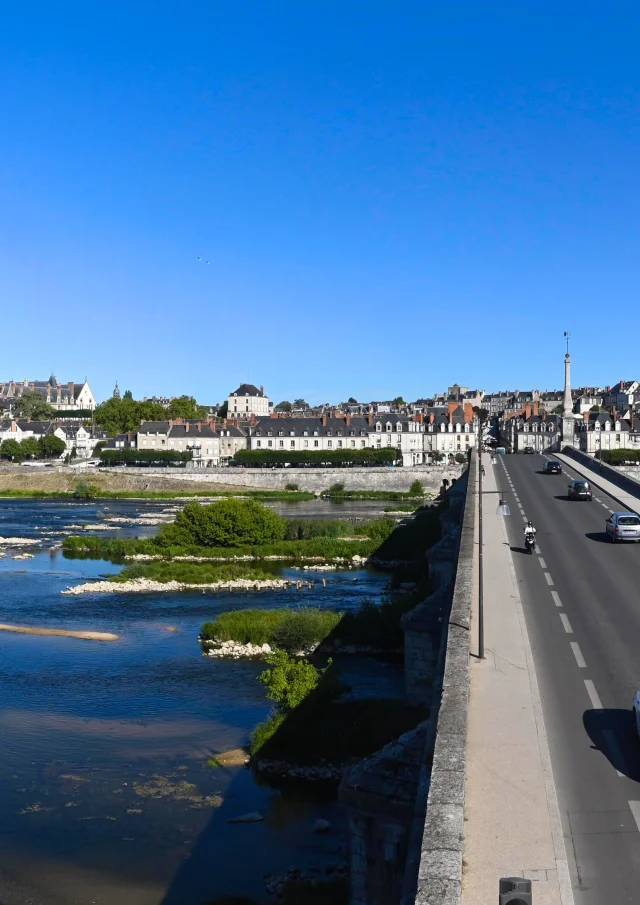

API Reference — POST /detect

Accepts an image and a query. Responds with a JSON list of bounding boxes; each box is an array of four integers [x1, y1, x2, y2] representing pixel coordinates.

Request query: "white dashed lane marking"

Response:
[[584, 680, 603, 710], [551, 590, 562, 607], [570, 642, 587, 668], [629, 802, 640, 831], [559, 614, 573, 634], [539, 557, 547, 569], [544, 572, 554, 586]]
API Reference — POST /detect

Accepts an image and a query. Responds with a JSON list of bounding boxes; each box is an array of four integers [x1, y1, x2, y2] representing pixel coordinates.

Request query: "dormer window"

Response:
[[376, 423, 382, 432], [278, 430, 284, 436], [267, 430, 273, 436], [303, 430, 308, 436], [386, 422, 392, 432], [255, 431, 261, 436], [289, 431, 295, 436], [349, 430, 355, 436], [326, 430, 332, 436], [313, 430, 319, 436], [397, 423, 402, 432], [337, 430, 342, 436]]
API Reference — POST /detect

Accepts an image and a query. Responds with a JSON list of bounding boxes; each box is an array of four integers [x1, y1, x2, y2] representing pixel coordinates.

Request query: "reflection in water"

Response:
[[0, 498, 398, 904]]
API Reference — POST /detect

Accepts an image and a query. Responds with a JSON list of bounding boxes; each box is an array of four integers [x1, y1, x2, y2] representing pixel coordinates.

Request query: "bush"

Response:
[[258, 650, 325, 712], [430, 451, 444, 463], [155, 499, 287, 548], [455, 452, 467, 464], [409, 479, 424, 496], [74, 481, 100, 499], [234, 448, 397, 467], [328, 482, 345, 494], [598, 448, 640, 465], [284, 482, 299, 491], [200, 607, 341, 648], [99, 448, 192, 466]]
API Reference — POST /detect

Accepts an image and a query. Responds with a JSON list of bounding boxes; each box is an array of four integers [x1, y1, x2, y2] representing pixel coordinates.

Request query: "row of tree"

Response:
[[99, 448, 193, 467], [92, 395, 208, 437], [0, 435, 67, 462], [233, 448, 398, 467]]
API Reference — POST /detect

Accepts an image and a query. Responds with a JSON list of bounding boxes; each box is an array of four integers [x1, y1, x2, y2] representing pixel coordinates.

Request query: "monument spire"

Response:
[[562, 331, 573, 416]]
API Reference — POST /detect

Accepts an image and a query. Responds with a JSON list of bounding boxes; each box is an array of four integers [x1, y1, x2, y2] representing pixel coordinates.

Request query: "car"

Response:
[[568, 479, 592, 501], [542, 461, 562, 474], [605, 512, 640, 543], [523, 446, 535, 454]]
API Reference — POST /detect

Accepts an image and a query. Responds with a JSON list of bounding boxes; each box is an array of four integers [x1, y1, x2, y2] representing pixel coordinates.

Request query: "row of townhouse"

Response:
[[500, 408, 637, 454], [129, 405, 479, 468], [0, 420, 107, 457]]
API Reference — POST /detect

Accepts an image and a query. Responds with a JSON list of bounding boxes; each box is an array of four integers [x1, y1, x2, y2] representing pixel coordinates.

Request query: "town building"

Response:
[[137, 420, 247, 467], [573, 411, 632, 454], [602, 380, 640, 411], [500, 408, 562, 453], [227, 384, 272, 420], [0, 376, 96, 412]]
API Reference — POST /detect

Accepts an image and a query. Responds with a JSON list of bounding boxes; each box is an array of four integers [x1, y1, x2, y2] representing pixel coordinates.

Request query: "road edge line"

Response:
[[500, 512, 576, 905]]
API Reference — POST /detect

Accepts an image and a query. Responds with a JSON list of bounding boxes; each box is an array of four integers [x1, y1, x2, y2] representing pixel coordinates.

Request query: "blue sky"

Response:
[[1, 2, 638, 405]]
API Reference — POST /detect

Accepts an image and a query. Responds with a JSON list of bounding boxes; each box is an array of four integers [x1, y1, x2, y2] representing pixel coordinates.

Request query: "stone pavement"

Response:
[[461, 454, 573, 905], [554, 451, 640, 511]]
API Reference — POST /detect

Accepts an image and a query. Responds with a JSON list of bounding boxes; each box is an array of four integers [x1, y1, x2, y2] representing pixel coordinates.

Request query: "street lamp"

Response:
[[496, 495, 510, 517]]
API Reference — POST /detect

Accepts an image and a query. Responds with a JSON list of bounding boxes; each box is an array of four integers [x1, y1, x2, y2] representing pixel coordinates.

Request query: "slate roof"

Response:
[[231, 384, 263, 397]]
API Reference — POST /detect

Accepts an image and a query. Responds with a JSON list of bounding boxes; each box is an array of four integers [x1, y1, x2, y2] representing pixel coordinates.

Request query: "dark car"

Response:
[[542, 461, 562, 474], [523, 446, 535, 454], [568, 479, 592, 500]]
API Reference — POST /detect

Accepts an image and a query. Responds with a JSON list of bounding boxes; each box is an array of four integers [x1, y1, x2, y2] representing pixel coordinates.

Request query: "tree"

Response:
[[275, 400, 292, 413], [1, 438, 24, 461], [551, 405, 564, 414], [93, 397, 168, 437], [13, 391, 55, 420], [409, 479, 424, 496], [258, 650, 323, 712], [473, 406, 490, 423], [155, 499, 287, 549], [217, 401, 228, 420], [168, 395, 207, 420], [348, 397, 358, 404], [293, 398, 307, 408], [38, 435, 66, 458], [20, 437, 41, 459], [393, 396, 406, 407], [123, 389, 133, 400], [590, 404, 601, 412]]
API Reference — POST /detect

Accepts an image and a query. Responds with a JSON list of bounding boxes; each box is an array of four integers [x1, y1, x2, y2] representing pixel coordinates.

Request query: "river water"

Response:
[[0, 499, 401, 905]]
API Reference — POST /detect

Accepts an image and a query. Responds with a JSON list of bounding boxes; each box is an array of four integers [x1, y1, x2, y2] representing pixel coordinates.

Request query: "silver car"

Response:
[[605, 512, 640, 543]]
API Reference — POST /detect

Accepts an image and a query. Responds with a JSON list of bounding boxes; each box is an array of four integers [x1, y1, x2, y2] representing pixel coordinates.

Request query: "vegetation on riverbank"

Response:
[[201, 595, 416, 652], [110, 562, 276, 585], [320, 488, 432, 500], [0, 487, 314, 501]]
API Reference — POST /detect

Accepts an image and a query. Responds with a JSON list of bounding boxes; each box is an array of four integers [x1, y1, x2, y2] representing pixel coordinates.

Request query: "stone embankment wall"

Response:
[[100, 464, 465, 493], [338, 463, 473, 905]]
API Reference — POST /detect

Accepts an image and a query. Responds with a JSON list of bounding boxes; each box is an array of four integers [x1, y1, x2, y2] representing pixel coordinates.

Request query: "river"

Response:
[[0, 499, 402, 905]]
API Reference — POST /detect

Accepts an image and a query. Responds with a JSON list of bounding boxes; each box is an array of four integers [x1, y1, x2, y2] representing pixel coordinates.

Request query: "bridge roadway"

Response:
[[497, 452, 640, 903]]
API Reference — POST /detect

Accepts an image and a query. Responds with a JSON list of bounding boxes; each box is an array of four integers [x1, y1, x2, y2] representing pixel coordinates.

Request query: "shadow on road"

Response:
[[583, 708, 640, 782], [585, 532, 611, 544], [510, 545, 533, 555]]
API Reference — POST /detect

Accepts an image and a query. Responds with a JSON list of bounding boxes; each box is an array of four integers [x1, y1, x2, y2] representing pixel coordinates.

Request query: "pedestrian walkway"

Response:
[[554, 452, 640, 512], [461, 454, 572, 905]]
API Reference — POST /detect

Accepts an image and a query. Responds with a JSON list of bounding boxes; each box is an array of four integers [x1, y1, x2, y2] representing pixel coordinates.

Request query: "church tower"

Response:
[[113, 381, 121, 400]]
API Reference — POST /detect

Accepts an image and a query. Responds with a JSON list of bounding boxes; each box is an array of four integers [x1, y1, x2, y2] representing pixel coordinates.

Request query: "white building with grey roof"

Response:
[[227, 384, 272, 420]]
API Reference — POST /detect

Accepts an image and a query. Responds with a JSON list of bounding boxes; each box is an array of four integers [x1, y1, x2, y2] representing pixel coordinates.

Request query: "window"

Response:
[[338, 440, 343, 448], [397, 423, 402, 431], [327, 440, 332, 448], [290, 431, 295, 436], [278, 430, 284, 436], [361, 440, 366, 447], [314, 440, 319, 447], [337, 430, 342, 436], [256, 440, 261, 448], [386, 423, 392, 432], [279, 440, 284, 448], [303, 430, 308, 436], [376, 423, 382, 432], [304, 440, 309, 448], [351, 440, 355, 447], [313, 430, 319, 436], [267, 430, 273, 436], [268, 440, 273, 447]]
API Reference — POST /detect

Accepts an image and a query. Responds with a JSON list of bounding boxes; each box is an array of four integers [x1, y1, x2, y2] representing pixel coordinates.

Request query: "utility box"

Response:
[[499, 876, 532, 904]]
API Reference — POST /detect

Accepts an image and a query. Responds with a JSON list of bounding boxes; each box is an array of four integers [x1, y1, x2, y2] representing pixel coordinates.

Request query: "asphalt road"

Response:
[[496, 452, 640, 904]]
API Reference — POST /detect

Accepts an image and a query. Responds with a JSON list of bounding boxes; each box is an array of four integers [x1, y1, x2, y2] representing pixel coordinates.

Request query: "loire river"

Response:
[[0, 499, 401, 905]]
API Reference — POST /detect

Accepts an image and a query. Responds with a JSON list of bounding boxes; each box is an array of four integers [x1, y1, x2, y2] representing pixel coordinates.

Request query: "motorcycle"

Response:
[[525, 533, 536, 554]]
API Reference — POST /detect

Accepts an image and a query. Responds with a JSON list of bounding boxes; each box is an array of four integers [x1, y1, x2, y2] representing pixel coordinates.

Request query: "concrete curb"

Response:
[[403, 456, 476, 905]]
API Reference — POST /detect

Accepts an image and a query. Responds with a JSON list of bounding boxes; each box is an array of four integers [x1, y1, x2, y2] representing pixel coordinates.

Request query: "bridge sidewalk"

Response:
[[554, 451, 640, 511], [461, 455, 572, 905]]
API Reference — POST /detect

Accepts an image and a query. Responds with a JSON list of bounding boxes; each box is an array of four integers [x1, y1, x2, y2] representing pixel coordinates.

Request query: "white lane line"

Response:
[[522, 515, 528, 522], [551, 590, 562, 607], [535, 547, 541, 555], [584, 679, 603, 710], [603, 731, 627, 778], [559, 613, 573, 634], [629, 802, 640, 831], [544, 572, 554, 586], [539, 557, 547, 568], [607, 508, 614, 513], [595, 497, 602, 503], [570, 642, 586, 668]]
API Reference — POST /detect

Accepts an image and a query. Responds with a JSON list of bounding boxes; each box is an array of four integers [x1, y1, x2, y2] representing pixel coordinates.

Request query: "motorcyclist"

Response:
[[524, 521, 537, 545]]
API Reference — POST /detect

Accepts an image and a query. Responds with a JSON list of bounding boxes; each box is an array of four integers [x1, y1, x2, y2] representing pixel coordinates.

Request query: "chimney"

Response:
[[463, 403, 473, 423], [322, 414, 327, 427], [185, 422, 189, 433], [447, 402, 458, 416], [260, 385, 264, 395], [583, 411, 589, 421], [533, 401, 539, 417], [345, 414, 351, 426], [367, 413, 374, 425], [525, 404, 531, 420], [415, 412, 424, 424], [429, 412, 435, 424]]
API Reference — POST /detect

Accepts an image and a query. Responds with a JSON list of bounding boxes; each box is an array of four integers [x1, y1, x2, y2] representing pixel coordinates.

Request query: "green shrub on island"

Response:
[[201, 608, 341, 650], [258, 649, 332, 711], [111, 562, 274, 585], [154, 499, 287, 549], [284, 482, 299, 491], [409, 479, 424, 496], [74, 481, 100, 499]]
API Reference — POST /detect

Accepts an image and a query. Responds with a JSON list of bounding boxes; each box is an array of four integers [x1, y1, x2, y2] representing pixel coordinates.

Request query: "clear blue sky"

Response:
[[1, 2, 638, 405]]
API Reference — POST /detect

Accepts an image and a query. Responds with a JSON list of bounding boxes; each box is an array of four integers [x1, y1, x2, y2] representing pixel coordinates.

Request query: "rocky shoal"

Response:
[[61, 577, 310, 596]]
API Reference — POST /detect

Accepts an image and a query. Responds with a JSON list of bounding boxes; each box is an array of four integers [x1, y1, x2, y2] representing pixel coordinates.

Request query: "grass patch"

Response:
[[384, 504, 419, 513], [201, 608, 342, 650], [111, 561, 276, 585], [64, 534, 380, 563], [251, 698, 426, 764]]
